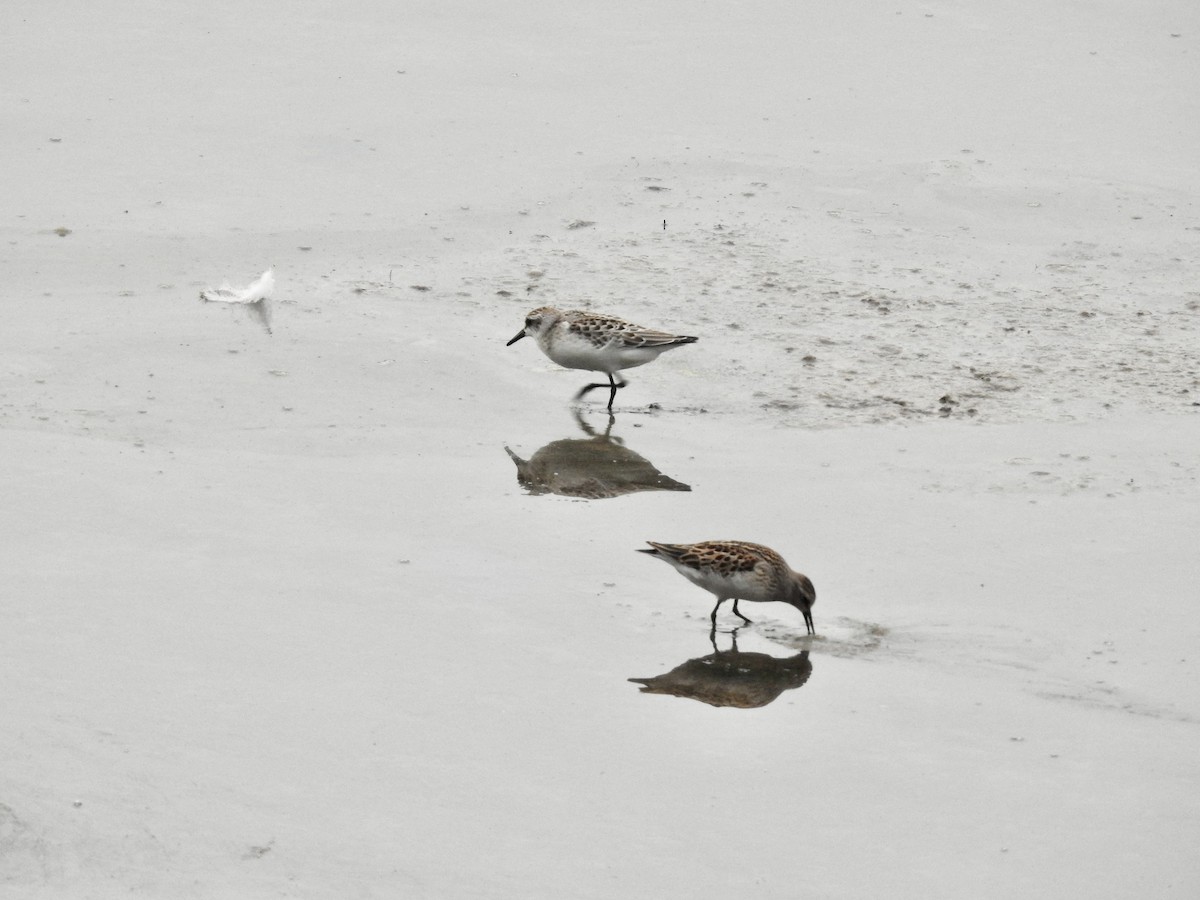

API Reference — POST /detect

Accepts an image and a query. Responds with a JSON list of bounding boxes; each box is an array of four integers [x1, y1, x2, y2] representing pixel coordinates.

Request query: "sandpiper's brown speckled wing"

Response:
[[644, 540, 782, 576], [564, 311, 698, 349]]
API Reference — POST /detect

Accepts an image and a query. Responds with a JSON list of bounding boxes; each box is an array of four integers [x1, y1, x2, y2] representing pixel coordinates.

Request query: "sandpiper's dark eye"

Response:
[[526, 318, 534, 326]]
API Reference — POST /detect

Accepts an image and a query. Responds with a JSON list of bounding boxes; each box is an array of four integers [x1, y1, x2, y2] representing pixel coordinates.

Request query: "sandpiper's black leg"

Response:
[[574, 382, 607, 401], [605, 373, 627, 411], [575, 374, 627, 410], [710, 598, 725, 625], [731, 599, 753, 625]]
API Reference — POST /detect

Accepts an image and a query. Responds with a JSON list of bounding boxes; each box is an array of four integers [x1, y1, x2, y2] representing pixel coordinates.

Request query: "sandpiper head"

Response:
[[506, 307, 561, 346], [789, 573, 816, 635]]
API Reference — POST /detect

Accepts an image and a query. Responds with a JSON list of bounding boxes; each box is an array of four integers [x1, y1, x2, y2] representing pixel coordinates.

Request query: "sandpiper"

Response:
[[638, 540, 816, 634], [506, 307, 698, 410]]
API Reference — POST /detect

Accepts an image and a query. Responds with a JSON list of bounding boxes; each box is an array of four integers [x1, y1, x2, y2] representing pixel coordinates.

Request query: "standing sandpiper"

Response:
[[506, 307, 698, 410], [638, 540, 816, 634]]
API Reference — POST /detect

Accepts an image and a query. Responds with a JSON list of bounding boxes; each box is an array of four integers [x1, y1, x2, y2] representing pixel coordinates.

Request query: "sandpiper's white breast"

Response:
[[541, 326, 622, 372]]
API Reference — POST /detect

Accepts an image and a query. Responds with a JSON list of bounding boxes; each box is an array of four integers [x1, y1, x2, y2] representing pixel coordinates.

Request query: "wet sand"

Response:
[[3, 1, 1199, 897]]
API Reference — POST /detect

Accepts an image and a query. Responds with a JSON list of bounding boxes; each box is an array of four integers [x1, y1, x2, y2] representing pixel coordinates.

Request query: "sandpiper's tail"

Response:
[[624, 331, 699, 349], [637, 541, 689, 561]]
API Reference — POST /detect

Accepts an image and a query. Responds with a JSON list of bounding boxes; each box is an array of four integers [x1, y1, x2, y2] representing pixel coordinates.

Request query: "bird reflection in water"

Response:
[[505, 410, 691, 499], [629, 629, 813, 709]]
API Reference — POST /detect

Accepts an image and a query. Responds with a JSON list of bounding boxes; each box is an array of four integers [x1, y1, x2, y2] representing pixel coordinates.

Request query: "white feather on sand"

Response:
[[200, 268, 274, 305], [200, 268, 274, 333]]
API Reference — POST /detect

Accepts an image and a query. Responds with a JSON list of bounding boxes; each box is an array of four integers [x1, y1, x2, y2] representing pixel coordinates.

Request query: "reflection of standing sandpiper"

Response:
[[638, 540, 817, 634], [505, 411, 690, 499], [506, 306, 698, 410]]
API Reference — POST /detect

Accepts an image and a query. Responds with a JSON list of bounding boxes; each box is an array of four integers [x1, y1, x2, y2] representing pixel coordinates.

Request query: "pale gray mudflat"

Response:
[[2, 1, 1198, 898]]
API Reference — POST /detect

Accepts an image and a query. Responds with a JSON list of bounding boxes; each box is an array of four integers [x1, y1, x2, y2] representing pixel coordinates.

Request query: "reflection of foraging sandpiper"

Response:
[[638, 540, 817, 634], [506, 306, 698, 410], [629, 629, 812, 708]]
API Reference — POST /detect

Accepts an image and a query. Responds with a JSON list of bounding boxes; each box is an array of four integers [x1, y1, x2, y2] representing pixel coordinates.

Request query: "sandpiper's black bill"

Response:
[[506, 329, 527, 346]]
